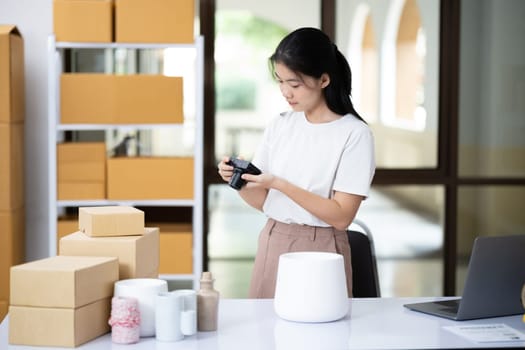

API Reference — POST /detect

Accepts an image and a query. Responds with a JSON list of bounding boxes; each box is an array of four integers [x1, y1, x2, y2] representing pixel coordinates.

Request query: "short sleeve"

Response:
[[333, 127, 375, 198], [252, 115, 280, 173]]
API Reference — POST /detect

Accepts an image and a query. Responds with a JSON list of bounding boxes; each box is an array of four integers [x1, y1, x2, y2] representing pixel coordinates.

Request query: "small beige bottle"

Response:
[[197, 271, 220, 331]]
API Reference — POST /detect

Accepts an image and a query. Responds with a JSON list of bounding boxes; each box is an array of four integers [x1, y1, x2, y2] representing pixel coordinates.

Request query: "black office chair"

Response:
[[347, 220, 380, 297]]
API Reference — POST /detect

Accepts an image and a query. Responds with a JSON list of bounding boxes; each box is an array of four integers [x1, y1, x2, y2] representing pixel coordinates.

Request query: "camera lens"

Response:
[[229, 169, 245, 190]]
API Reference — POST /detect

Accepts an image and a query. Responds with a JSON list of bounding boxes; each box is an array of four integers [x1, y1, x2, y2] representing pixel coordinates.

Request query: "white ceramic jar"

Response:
[[274, 252, 349, 322], [114, 278, 168, 337]]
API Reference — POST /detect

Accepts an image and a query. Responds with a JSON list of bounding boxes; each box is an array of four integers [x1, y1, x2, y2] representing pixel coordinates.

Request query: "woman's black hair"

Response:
[[269, 27, 365, 123]]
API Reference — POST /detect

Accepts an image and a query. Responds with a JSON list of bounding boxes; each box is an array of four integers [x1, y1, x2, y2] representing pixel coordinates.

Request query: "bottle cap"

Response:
[[201, 271, 214, 282]]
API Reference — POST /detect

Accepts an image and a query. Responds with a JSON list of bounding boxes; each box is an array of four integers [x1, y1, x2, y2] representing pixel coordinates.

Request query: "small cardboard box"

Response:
[[0, 25, 24, 123], [57, 142, 106, 200], [0, 122, 24, 211], [58, 182, 106, 200], [9, 298, 110, 347], [53, 0, 113, 43], [10, 256, 118, 308], [59, 227, 159, 279], [0, 208, 25, 301], [107, 157, 194, 199], [57, 216, 79, 249], [157, 223, 192, 274], [115, 0, 194, 43], [57, 142, 106, 182], [60, 74, 183, 124], [78, 206, 144, 237]]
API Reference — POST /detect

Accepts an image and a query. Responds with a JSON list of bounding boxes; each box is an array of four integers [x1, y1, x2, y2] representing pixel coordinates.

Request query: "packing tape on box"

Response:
[[108, 296, 140, 344]]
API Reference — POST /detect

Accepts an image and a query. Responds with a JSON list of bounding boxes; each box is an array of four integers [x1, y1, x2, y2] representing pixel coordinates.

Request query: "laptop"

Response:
[[404, 234, 525, 320]]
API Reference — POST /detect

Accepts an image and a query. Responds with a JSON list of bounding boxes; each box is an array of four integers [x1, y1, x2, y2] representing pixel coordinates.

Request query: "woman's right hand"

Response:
[[217, 156, 234, 183]]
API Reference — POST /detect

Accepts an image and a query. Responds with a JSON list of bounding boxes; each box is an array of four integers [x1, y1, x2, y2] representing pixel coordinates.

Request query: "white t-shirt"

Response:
[[252, 111, 375, 227]]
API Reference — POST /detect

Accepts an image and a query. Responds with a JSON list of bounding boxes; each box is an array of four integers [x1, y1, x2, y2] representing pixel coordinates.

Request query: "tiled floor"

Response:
[[207, 185, 444, 298]]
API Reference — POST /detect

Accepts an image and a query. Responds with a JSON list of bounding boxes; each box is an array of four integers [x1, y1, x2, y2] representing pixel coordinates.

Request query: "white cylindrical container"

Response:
[[180, 310, 197, 336], [155, 292, 184, 342], [274, 252, 349, 322], [172, 289, 197, 335], [114, 278, 168, 337]]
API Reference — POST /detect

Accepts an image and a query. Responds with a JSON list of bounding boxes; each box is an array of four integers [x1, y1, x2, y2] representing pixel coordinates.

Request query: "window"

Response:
[[214, 11, 288, 160], [344, 0, 439, 169]]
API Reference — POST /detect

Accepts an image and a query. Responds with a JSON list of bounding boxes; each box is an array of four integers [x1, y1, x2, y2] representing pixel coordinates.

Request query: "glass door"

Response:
[[207, 0, 321, 297], [336, 0, 444, 296]]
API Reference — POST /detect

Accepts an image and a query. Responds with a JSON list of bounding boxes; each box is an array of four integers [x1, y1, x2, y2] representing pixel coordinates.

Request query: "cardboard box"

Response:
[[60, 74, 114, 123], [0, 25, 24, 123], [58, 182, 106, 200], [10, 256, 118, 308], [60, 74, 183, 124], [60, 227, 159, 279], [0, 208, 25, 301], [58, 162, 106, 182], [57, 216, 77, 253], [58, 142, 106, 182], [57, 216, 79, 248], [114, 75, 184, 123], [58, 142, 106, 163], [53, 0, 113, 43], [0, 300, 7, 323], [9, 298, 110, 347], [156, 223, 192, 274], [79, 206, 144, 236], [0, 122, 24, 211], [107, 157, 193, 199], [144, 269, 159, 278], [115, 0, 194, 43]]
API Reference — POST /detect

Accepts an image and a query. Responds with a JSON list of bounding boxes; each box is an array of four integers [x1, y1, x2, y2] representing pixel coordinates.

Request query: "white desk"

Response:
[[1, 298, 524, 349]]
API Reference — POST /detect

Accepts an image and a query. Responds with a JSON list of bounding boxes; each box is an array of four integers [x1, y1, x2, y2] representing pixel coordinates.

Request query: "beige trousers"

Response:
[[248, 218, 353, 299]]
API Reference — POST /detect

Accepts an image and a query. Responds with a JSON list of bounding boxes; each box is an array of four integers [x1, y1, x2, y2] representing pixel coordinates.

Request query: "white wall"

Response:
[[0, 0, 53, 260]]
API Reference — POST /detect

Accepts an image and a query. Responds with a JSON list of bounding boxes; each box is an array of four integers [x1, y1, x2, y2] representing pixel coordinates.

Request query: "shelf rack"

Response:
[[47, 34, 204, 288]]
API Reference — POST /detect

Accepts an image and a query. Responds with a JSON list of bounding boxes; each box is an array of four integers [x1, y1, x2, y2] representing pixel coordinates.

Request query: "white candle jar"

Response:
[[114, 278, 168, 337], [274, 252, 349, 323]]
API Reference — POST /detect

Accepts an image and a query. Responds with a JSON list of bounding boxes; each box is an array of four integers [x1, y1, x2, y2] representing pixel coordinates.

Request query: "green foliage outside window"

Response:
[[216, 75, 256, 110], [216, 11, 288, 111]]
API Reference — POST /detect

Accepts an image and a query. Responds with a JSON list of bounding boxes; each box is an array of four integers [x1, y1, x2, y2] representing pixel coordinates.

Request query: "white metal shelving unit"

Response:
[[47, 35, 204, 288]]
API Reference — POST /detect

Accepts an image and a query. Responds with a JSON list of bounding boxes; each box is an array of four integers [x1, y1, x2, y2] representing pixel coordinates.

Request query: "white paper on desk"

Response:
[[443, 323, 525, 343]]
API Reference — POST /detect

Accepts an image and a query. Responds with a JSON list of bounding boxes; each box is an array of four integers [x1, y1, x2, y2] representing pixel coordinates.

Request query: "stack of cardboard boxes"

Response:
[[57, 142, 107, 200], [60, 206, 160, 280], [57, 215, 192, 275], [54, 0, 195, 201], [52, 0, 197, 277], [0, 25, 25, 322], [9, 256, 119, 347], [9, 206, 160, 347]]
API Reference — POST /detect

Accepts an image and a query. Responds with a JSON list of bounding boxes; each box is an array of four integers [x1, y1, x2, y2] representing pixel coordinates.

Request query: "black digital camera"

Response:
[[226, 157, 262, 190]]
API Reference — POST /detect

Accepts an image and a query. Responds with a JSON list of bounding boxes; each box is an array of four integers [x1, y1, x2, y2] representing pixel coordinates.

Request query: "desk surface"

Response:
[[1, 297, 524, 349]]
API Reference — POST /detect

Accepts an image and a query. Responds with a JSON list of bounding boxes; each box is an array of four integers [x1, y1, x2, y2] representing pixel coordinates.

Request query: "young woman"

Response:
[[217, 27, 375, 298]]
